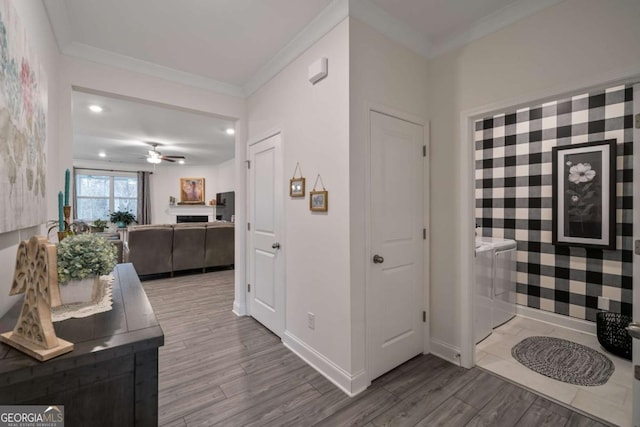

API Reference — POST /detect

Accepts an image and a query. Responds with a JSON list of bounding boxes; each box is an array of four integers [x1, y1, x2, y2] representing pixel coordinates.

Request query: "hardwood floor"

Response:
[[143, 271, 611, 427]]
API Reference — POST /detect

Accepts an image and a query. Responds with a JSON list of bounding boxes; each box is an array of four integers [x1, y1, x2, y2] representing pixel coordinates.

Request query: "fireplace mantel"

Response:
[[165, 205, 216, 222]]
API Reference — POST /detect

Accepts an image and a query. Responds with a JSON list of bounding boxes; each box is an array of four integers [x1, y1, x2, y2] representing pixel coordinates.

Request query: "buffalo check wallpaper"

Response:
[[475, 85, 633, 322]]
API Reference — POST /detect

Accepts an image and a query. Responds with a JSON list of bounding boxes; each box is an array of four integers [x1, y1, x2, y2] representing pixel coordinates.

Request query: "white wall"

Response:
[[0, 1, 61, 317], [428, 0, 640, 352], [73, 158, 235, 225], [348, 17, 429, 380], [151, 159, 235, 224], [247, 19, 352, 389]]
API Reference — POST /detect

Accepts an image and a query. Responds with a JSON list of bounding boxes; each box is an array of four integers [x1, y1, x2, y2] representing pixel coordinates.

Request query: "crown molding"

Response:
[[429, 0, 564, 59], [43, 0, 562, 98], [243, 0, 350, 96], [42, 0, 244, 97], [348, 0, 431, 59], [42, 0, 73, 51], [62, 42, 245, 97]]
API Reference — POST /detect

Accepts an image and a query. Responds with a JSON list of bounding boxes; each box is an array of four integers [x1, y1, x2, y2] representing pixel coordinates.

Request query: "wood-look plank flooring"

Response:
[[143, 271, 611, 427]]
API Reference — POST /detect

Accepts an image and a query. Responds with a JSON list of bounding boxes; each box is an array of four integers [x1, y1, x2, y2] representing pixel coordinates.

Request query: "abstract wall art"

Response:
[[0, 0, 48, 233]]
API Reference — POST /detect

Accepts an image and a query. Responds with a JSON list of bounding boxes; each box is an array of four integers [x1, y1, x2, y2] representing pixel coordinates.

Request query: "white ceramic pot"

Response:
[[60, 276, 102, 305]]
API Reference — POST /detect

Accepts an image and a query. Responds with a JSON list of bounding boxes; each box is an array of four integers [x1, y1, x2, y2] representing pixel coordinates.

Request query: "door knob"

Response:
[[373, 254, 384, 264], [272, 242, 281, 249], [627, 322, 640, 340]]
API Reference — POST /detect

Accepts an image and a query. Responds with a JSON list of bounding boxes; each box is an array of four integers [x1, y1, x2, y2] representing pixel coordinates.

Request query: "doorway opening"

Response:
[[462, 81, 637, 426]]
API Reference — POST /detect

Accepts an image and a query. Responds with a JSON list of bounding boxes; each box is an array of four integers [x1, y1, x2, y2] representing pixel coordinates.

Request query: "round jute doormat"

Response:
[[511, 336, 614, 386]]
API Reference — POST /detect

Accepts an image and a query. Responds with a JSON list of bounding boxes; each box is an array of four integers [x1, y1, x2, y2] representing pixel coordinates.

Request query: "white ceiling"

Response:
[[370, 0, 522, 46], [47, 0, 332, 87], [72, 90, 235, 167], [51, 0, 560, 167]]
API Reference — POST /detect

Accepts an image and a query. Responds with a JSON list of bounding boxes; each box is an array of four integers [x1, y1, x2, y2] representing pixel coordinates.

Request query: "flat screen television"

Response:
[[215, 191, 235, 221]]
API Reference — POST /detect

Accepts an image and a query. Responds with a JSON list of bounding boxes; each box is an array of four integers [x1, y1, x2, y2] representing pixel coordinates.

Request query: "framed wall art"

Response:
[[290, 162, 305, 197], [179, 177, 205, 204], [309, 173, 328, 212], [552, 139, 616, 249], [310, 190, 328, 212], [290, 178, 305, 197]]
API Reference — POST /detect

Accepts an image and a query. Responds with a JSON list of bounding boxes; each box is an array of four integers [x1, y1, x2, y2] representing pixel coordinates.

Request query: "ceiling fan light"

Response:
[[147, 156, 161, 164]]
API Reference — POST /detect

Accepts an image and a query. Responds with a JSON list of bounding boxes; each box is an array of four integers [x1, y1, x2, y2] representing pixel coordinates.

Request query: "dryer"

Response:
[[474, 237, 517, 343]]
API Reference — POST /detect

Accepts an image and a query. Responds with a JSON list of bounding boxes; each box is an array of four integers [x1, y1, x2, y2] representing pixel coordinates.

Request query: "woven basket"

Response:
[[596, 312, 632, 360]]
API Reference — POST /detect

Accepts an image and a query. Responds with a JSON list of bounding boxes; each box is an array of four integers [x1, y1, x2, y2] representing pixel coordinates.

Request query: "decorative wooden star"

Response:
[[0, 236, 73, 361]]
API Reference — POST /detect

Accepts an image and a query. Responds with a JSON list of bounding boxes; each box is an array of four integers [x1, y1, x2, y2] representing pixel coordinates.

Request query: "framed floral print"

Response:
[[552, 139, 616, 249]]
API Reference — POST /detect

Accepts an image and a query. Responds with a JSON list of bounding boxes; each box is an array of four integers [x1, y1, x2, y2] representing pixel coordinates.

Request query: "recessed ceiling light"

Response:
[[98, 152, 106, 157], [89, 105, 103, 113], [178, 160, 185, 164], [225, 128, 235, 135]]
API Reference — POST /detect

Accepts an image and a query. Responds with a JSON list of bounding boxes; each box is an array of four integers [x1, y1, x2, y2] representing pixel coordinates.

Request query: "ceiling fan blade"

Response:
[[162, 158, 176, 163], [161, 155, 186, 159]]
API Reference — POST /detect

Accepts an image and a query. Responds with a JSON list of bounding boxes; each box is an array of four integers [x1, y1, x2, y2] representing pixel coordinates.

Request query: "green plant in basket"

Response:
[[57, 233, 117, 283], [92, 219, 108, 232]]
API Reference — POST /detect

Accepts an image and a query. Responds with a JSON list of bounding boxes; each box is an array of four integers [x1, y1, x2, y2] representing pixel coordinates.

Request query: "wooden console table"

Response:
[[0, 263, 164, 426]]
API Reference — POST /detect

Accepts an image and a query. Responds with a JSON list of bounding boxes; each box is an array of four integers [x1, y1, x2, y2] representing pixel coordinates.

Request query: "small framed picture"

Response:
[[290, 177, 305, 197], [552, 139, 616, 249], [310, 190, 328, 212]]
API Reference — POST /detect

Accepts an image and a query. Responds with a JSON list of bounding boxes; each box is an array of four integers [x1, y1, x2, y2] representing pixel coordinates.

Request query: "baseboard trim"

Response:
[[232, 300, 246, 317], [516, 306, 596, 335], [282, 331, 369, 396], [430, 338, 462, 366]]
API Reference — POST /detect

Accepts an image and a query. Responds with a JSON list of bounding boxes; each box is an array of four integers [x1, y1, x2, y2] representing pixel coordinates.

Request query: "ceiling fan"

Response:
[[145, 142, 185, 164]]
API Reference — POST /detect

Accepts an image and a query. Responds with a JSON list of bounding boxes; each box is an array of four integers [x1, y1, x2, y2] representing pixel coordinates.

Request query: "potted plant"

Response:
[[109, 211, 136, 228], [57, 233, 117, 304], [91, 219, 108, 233]]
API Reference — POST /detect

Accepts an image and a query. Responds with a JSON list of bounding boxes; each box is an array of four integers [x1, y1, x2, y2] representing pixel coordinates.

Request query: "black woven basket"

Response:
[[596, 312, 632, 360]]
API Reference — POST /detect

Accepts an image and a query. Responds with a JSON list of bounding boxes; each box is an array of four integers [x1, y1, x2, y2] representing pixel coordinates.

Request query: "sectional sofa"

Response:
[[125, 222, 234, 276]]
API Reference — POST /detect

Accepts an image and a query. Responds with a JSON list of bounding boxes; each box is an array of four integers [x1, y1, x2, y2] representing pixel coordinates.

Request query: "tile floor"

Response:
[[476, 315, 633, 427]]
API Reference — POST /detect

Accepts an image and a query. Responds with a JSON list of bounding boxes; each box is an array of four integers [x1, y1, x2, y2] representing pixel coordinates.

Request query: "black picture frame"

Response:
[[552, 139, 616, 249]]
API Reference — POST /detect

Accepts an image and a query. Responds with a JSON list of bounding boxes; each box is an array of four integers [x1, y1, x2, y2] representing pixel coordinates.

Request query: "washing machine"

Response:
[[490, 239, 517, 328], [474, 241, 494, 344], [474, 237, 517, 343]]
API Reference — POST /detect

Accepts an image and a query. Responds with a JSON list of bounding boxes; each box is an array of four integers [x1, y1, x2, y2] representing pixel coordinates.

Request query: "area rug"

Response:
[[511, 336, 614, 386]]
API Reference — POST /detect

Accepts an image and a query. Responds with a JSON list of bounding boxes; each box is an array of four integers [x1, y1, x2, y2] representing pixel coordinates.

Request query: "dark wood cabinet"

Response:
[[0, 264, 164, 426]]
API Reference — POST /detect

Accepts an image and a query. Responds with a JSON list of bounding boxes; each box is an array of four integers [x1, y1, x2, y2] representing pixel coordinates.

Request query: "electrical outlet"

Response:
[[598, 296, 610, 311], [307, 312, 315, 330]]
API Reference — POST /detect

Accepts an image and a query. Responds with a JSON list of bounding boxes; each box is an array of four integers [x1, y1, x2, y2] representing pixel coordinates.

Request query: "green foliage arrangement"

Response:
[[109, 211, 136, 226], [57, 233, 117, 283], [92, 219, 107, 232]]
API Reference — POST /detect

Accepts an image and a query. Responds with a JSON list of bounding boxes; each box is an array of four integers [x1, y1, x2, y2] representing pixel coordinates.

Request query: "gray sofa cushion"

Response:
[[172, 225, 206, 272], [205, 224, 234, 268], [127, 226, 174, 275]]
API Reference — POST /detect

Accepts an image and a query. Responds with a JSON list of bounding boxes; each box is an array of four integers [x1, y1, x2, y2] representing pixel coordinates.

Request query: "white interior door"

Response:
[[368, 111, 424, 380], [632, 84, 639, 427], [248, 133, 284, 337]]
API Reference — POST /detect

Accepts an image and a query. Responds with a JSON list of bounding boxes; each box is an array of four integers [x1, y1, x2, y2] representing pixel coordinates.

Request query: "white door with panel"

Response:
[[248, 133, 285, 337], [369, 111, 425, 380]]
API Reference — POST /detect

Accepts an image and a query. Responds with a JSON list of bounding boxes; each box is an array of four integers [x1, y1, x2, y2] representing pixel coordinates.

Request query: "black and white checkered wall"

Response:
[[475, 85, 633, 322]]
